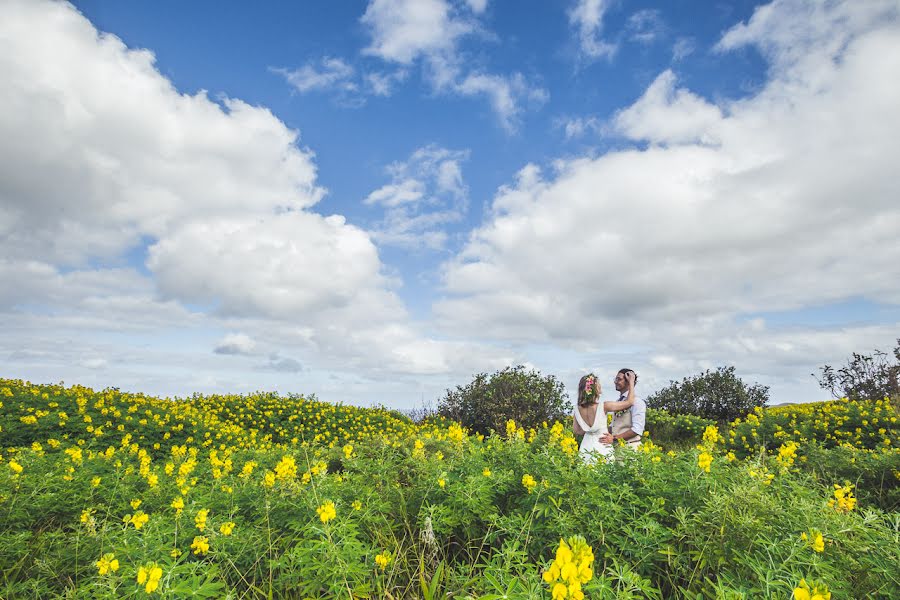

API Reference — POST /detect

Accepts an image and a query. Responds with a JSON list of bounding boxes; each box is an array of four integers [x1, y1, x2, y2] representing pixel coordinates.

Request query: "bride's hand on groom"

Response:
[[600, 433, 614, 444]]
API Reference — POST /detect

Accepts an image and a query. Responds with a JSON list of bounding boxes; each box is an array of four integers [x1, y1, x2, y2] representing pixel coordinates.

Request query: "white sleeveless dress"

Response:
[[574, 404, 613, 464]]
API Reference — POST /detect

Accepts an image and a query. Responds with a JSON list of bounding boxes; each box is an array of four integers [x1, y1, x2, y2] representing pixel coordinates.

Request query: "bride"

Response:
[[572, 372, 635, 463]]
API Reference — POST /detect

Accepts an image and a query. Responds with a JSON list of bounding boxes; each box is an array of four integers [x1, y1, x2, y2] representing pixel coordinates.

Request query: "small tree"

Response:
[[437, 365, 570, 435], [814, 339, 900, 401], [646, 366, 769, 422]]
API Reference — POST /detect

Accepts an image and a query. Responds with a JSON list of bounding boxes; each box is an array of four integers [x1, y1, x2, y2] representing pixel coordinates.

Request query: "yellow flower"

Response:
[[552, 582, 567, 600], [482, 468, 492, 477], [219, 521, 235, 536], [351, 500, 362, 511], [8, 460, 23, 475], [316, 501, 336, 524], [171, 496, 184, 515], [522, 474, 537, 493], [438, 478, 446, 488], [130, 499, 142, 510], [697, 452, 713, 473], [191, 535, 210, 555], [96, 553, 119, 575], [375, 552, 392, 570], [91, 476, 101, 487], [263, 471, 276, 487], [195, 508, 208, 531], [129, 511, 149, 529]]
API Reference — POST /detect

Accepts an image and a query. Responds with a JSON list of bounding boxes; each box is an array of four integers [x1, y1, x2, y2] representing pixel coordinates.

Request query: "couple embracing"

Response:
[[572, 369, 646, 464]]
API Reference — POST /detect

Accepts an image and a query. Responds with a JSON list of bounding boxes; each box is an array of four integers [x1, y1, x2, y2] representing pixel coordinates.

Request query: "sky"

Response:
[[1, 0, 899, 410]]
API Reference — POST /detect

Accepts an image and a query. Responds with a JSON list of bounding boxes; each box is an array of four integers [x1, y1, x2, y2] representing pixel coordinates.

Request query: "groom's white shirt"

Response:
[[617, 393, 646, 436]]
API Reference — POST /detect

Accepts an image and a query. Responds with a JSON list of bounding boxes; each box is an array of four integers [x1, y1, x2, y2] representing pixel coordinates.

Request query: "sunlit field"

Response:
[[1, 379, 898, 598]]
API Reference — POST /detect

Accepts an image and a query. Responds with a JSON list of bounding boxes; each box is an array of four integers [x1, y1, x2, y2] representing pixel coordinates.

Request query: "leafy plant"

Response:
[[436, 365, 570, 435], [814, 338, 900, 402], [646, 366, 769, 422]]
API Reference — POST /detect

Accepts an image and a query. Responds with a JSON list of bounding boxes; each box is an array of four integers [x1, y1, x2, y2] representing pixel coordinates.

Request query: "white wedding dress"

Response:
[[574, 404, 613, 464]]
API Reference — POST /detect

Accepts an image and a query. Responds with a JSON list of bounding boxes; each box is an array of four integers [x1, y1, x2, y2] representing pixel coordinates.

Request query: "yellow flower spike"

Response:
[[316, 501, 336, 524], [191, 535, 210, 555]]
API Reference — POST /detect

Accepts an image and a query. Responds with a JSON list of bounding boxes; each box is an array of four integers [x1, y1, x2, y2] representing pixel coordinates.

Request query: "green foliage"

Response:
[[646, 408, 715, 447], [815, 338, 900, 402], [436, 365, 570, 435], [646, 366, 769, 422], [1, 378, 899, 599]]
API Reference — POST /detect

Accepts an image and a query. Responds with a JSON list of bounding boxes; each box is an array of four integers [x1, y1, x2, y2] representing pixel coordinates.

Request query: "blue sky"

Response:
[[1, 0, 898, 409]]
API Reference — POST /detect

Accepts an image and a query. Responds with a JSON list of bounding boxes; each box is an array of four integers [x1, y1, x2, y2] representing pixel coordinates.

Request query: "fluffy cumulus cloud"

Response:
[[0, 0, 505, 393], [437, 0, 900, 399], [365, 145, 469, 249]]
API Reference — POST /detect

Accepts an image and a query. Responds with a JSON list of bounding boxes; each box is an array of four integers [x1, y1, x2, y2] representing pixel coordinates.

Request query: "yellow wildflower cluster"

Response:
[[776, 441, 799, 471], [542, 536, 594, 600], [697, 451, 713, 473], [274, 455, 297, 481], [191, 535, 209, 555], [828, 483, 856, 512], [522, 474, 537, 493], [800, 529, 825, 553], [219, 521, 235, 536], [375, 552, 392, 571], [793, 578, 831, 600], [747, 466, 775, 485], [96, 553, 119, 575], [137, 563, 163, 593], [123, 511, 149, 530], [195, 508, 209, 531], [317, 500, 337, 523]]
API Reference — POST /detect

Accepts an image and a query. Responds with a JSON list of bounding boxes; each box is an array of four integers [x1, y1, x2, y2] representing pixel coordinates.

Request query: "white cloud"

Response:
[[455, 72, 549, 133], [568, 0, 617, 61], [626, 9, 665, 45], [613, 70, 724, 145], [365, 145, 469, 249], [272, 57, 356, 94], [364, 69, 409, 96], [0, 0, 511, 388], [672, 37, 695, 61], [214, 333, 257, 356], [359, 0, 546, 131], [0, 0, 324, 267], [361, 0, 474, 65], [436, 0, 900, 400], [558, 115, 603, 140], [465, 0, 488, 14]]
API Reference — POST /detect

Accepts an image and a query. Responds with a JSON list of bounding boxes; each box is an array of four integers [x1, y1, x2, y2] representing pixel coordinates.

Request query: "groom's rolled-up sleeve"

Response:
[[631, 400, 646, 436]]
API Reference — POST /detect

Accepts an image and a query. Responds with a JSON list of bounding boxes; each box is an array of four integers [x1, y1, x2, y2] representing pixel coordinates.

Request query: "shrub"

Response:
[[645, 409, 715, 447], [646, 366, 769, 422], [436, 365, 569, 435], [815, 338, 900, 402]]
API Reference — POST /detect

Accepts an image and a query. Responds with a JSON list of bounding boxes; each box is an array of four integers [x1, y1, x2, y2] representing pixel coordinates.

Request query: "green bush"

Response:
[[646, 366, 769, 423], [815, 338, 900, 401], [436, 365, 569, 435], [645, 408, 714, 447]]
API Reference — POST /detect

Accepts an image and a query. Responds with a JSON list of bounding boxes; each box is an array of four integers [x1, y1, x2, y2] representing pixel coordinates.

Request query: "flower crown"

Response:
[[583, 375, 596, 398]]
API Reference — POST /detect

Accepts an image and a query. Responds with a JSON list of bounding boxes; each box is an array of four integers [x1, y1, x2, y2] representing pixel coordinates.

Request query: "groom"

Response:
[[600, 368, 645, 449]]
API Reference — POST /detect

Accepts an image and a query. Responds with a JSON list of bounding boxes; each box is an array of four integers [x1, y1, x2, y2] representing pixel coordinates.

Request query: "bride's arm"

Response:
[[603, 382, 635, 412]]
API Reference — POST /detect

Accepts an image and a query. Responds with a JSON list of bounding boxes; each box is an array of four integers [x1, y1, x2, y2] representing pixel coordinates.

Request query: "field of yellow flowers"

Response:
[[1, 378, 898, 599]]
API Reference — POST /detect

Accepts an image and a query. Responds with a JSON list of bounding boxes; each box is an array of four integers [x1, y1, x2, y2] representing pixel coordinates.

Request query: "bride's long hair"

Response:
[[577, 373, 600, 407]]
